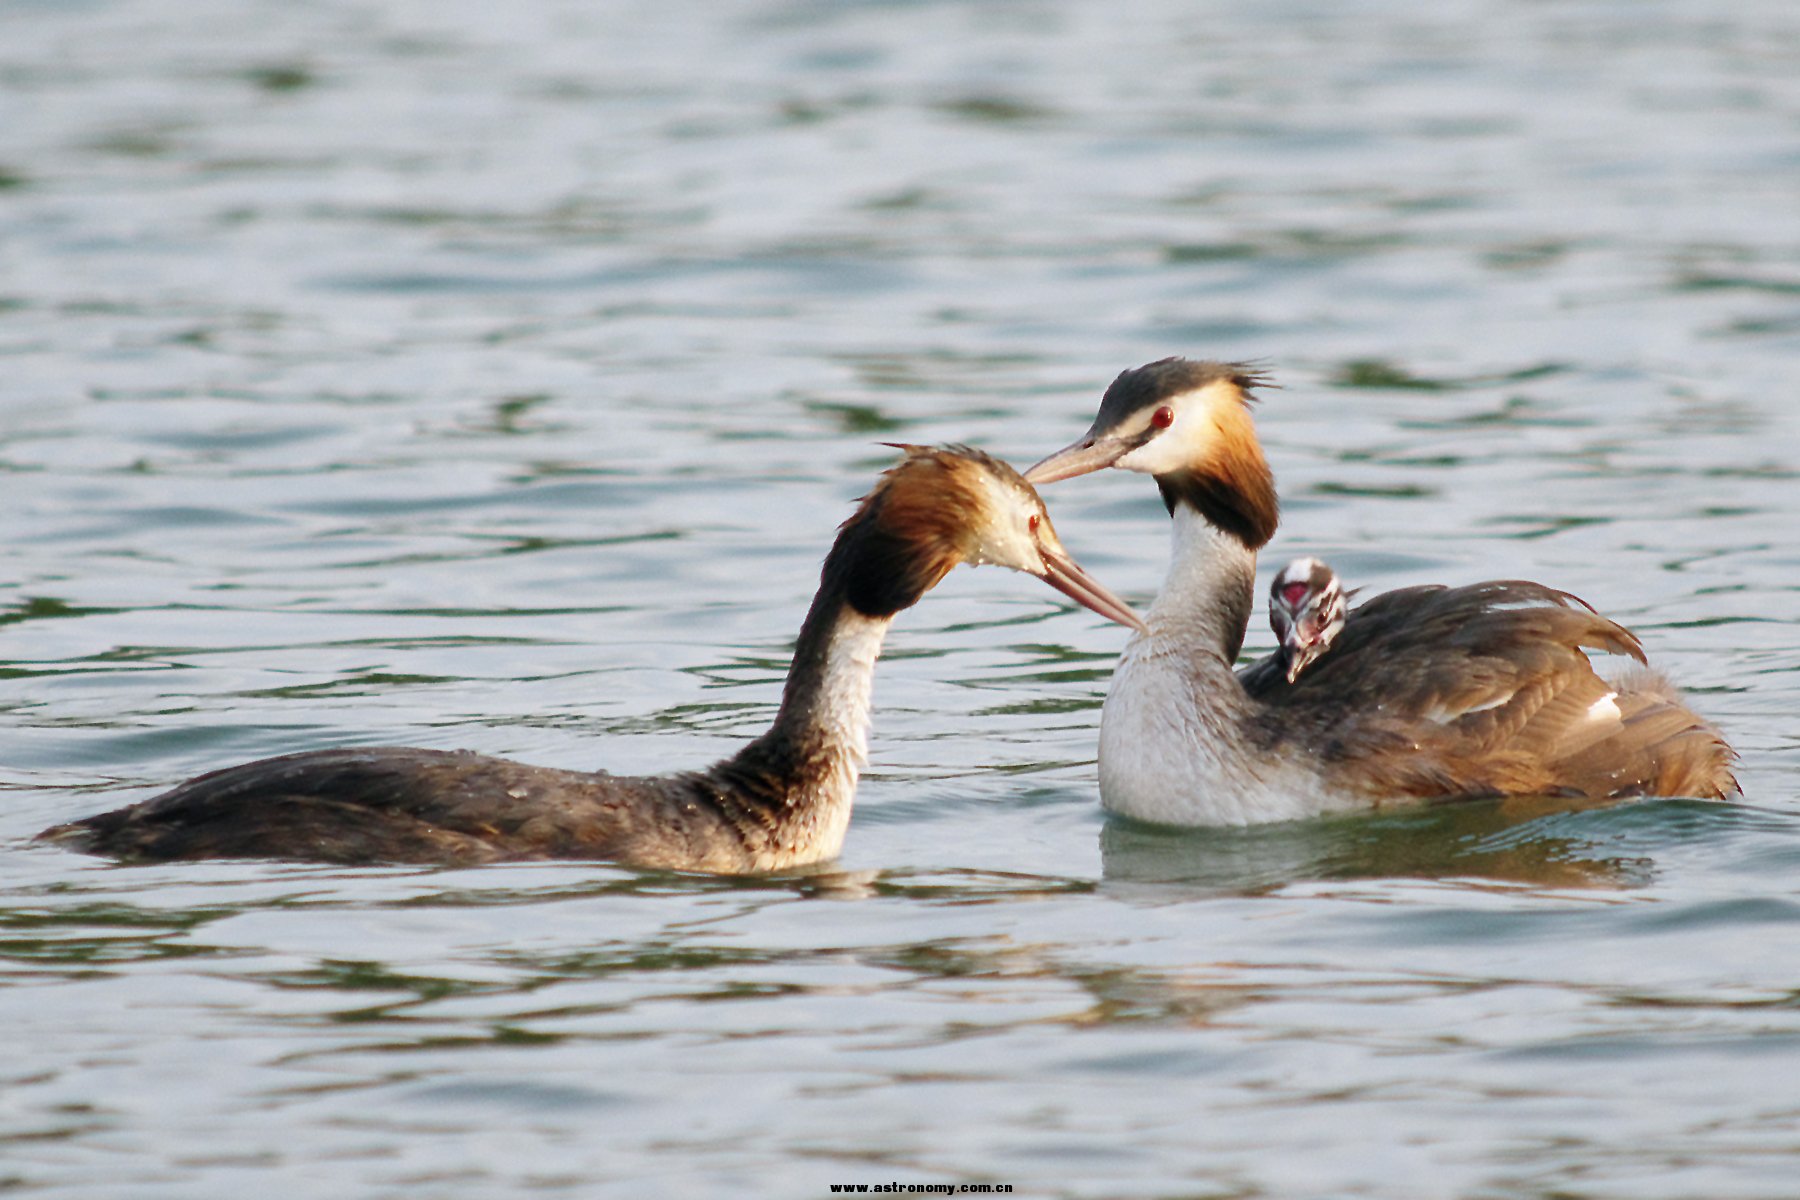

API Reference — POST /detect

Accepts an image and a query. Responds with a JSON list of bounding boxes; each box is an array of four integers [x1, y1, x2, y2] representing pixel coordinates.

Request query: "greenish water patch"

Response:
[[242, 63, 315, 93], [1333, 359, 1459, 390], [1675, 271, 1800, 296], [804, 399, 910, 433], [1312, 481, 1437, 499], [931, 94, 1058, 124], [1483, 513, 1614, 540]]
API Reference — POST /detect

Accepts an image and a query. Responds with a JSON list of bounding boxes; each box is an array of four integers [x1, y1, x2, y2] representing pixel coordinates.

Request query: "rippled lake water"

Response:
[[3, 1, 1799, 1196]]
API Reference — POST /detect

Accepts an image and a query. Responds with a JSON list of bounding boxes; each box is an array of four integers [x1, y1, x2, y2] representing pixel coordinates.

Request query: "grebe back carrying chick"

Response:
[[1027, 359, 1737, 826], [42, 446, 1143, 870]]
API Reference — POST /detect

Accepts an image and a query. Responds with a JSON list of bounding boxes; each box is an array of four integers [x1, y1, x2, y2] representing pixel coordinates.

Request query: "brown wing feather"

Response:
[[1244, 581, 1737, 801]]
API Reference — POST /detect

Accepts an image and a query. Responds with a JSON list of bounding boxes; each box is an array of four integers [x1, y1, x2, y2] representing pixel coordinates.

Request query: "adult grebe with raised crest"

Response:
[[1027, 358, 1737, 826], [42, 446, 1143, 870]]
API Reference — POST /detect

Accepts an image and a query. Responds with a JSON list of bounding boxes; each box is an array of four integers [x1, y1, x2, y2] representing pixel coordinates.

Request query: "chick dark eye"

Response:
[[1151, 406, 1175, 429]]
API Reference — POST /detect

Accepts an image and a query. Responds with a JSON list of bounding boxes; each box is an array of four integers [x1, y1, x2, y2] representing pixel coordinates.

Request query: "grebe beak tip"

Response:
[[1038, 547, 1146, 633]]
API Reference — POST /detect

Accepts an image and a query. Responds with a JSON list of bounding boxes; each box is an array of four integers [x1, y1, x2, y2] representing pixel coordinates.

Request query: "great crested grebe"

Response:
[[41, 446, 1144, 870], [1026, 358, 1737, 826]]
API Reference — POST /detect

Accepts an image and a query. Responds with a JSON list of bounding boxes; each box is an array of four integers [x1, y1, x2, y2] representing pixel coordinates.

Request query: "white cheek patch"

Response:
[[1117, 410, 1210, 476], [1123, 428, 1202, 476], [1114, 436, 1169, 476]]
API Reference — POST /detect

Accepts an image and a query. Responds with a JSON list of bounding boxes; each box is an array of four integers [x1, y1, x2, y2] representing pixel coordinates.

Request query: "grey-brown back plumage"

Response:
[[1237, 580, 1736, 801], [38, 747, 791, 870]]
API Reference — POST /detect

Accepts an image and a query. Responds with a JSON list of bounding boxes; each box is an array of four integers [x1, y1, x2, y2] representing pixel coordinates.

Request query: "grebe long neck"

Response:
[[671, 444, 1146, 869], [703, 600, 896, 867], [700, 498, 931, 863], [723, 588, 892, 817], [1132, 384, 1277, 666], [1098, 497, 1285, 826], [1145, 503, 1258, 668]]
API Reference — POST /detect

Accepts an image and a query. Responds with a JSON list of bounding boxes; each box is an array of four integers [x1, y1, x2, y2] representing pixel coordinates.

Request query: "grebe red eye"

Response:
[[1028, 513, 1040, 533], [1151, 406, 1174, 429]]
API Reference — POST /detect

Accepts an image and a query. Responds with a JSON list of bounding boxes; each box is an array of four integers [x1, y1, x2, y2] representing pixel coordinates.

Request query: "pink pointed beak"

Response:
[[1023, 433, 1140, 485], [1036, 544, 1147, 633]]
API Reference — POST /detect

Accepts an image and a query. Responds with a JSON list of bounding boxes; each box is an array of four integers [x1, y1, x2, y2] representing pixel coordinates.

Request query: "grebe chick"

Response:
[[1262, 556, 1348, 684], [1027, 358, 1737, 826], [41, 446, 1144, 870], [1232, 557, 1348, 692]]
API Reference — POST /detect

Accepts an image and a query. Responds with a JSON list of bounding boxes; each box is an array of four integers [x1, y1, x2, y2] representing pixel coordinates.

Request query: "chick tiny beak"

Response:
[[1280, 611, 1329, 683], [1037, 544, 1147, 633]]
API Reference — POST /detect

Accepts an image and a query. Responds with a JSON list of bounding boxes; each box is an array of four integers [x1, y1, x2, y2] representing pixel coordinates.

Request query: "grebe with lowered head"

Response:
[[1027, 358, 1737, 826], [41, 445, 1144, 871]]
